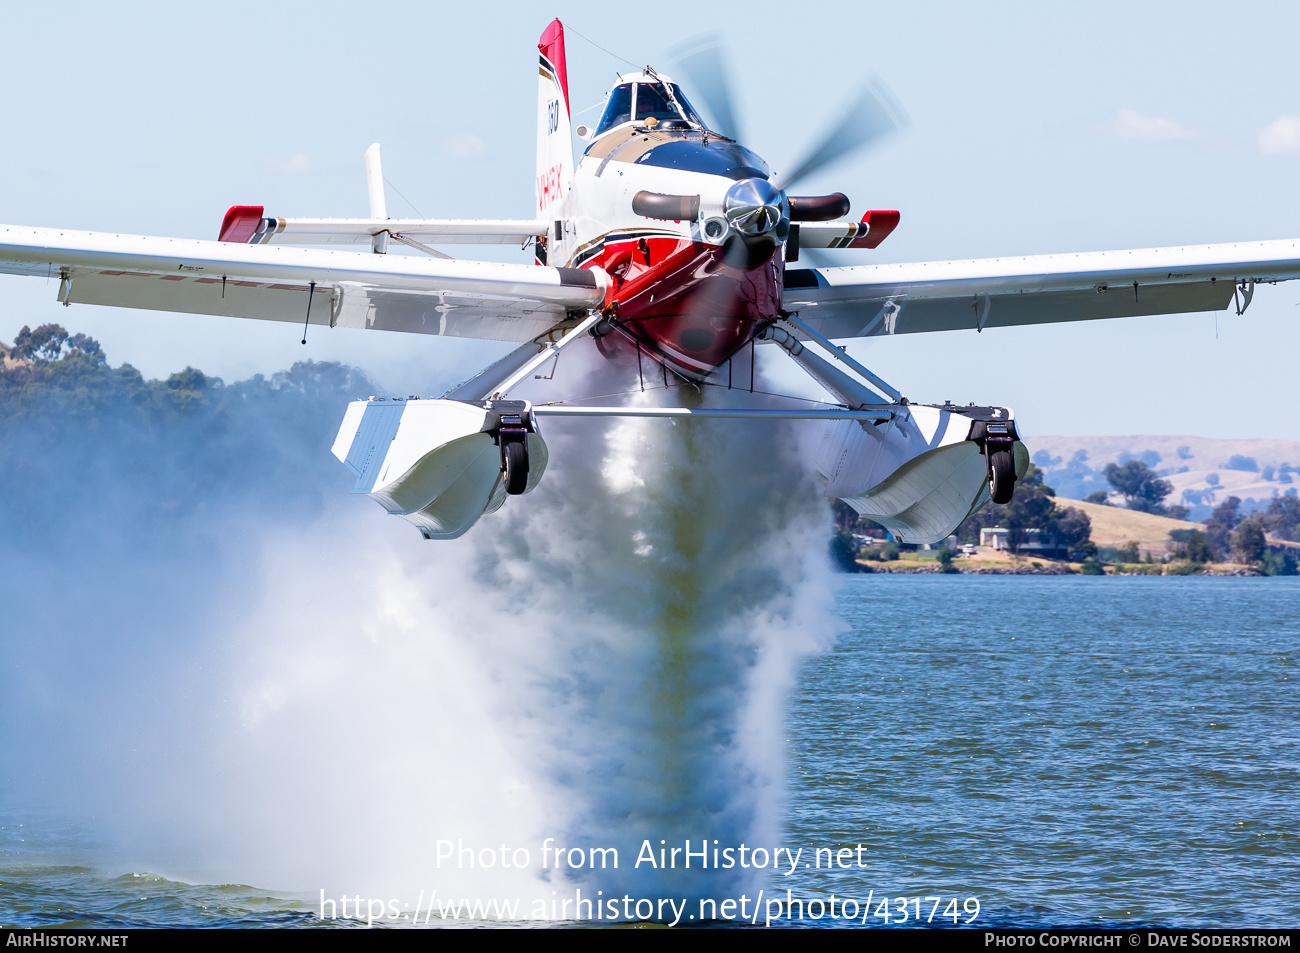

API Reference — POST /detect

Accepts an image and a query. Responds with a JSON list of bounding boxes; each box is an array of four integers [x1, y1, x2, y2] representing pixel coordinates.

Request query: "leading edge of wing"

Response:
[[783, 237, 1300, 337], [227, 215, 550, 247], [0, 224, 606, 325]]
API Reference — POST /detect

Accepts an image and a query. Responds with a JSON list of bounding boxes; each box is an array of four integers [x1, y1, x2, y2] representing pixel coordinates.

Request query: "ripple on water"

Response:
[[1, 576, 1297, 928], [784, 575, 1300, 928]]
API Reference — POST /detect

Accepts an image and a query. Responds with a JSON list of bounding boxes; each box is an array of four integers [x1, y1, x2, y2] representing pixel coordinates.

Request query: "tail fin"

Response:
[[536, 19, 574, 224]]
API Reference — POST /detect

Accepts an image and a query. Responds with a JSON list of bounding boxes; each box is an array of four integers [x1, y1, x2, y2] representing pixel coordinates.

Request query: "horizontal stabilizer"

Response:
[[217, 209, 548, 246]]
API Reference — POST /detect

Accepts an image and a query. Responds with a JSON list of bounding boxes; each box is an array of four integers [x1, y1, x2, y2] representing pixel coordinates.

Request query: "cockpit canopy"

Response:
[[594, 73, 707, 137]]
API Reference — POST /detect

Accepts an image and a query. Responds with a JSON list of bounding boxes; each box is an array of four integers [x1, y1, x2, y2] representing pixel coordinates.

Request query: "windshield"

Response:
[[595, 84, 634, 135], [594, 82, 706, 136], [668, 86, 706, 126]]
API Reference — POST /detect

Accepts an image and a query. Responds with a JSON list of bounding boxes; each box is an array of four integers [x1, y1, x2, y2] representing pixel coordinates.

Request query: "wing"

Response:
[[0, 224, 606, 344], [782, 239, 1300, 338]]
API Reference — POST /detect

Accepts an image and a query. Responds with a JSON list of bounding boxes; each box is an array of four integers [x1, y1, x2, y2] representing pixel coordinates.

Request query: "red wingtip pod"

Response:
[[861, 210, 900, 249], [218, 206, 265, 243], [538, 19, 570, 116]]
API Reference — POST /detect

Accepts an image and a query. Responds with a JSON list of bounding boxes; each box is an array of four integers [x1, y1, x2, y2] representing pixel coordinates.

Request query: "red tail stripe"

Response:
[[538, 19, 570, 116]]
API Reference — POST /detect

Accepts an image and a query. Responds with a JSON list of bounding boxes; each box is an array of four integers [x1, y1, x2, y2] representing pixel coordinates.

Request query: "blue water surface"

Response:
[[783, 575, 1300, 928], [2, 576, 1296, 928]]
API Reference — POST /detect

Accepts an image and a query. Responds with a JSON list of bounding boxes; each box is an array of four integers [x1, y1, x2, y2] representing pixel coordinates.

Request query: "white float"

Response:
[[813, 406, 1028, 544], [332, 398, 547, 539]]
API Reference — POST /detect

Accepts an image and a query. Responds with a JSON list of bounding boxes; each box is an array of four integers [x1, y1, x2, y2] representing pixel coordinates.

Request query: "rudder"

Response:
[[536, 19, 574, 228]]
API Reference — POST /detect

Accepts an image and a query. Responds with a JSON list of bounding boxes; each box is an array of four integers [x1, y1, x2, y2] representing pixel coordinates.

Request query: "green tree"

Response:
[[956, 465, 1092, 557], [1117, 541, 1140, 563], [830, 529, 862, 572], [0, 326, 378, 558], [1055, 506, 1093, 552], [1203, 496, 1242, 558], [11, 324, 104, 365], [1103, 460, 1173, 514], [1230, 519, 1266, 563], [1210, 496, 1243, 528], [1259, 549, 1298, 576], [1004, 472, 1058, 552], [1184, 530, 1212, 563], [831, 500, 860, 531], [1260, 496, 1300, 541], [1080, 555, 1105, 574]]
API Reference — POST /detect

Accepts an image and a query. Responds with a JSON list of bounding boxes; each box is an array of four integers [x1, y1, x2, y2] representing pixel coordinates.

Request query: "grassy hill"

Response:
[[1031, 435, 1300, 519], [1062, 500, 1201, 558]]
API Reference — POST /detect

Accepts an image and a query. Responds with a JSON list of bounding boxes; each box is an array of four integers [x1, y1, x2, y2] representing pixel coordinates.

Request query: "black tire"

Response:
[[989, 450, 1015, 505], [503, 440, 529, 495]]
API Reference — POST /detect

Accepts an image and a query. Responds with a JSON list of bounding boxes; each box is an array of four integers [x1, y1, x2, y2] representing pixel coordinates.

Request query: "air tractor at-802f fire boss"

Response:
[[2, 20, 1298, 539]]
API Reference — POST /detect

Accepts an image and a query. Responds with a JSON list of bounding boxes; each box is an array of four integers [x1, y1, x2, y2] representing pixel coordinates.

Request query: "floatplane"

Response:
[[2, 20, 1297, 539]]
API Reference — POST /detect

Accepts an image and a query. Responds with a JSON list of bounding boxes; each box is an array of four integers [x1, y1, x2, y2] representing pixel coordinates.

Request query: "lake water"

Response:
[[3, 575, 1297, 928], [786, 575, 1299, 928]]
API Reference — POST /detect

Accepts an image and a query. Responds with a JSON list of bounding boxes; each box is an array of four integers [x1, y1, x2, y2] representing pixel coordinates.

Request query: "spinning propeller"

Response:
[[654, 34, 907, 369], [669, 34, 906, 191]]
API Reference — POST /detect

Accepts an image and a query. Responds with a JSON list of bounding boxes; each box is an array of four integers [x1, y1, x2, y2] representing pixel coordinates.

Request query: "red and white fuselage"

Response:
[[536, 27, 787, 376]]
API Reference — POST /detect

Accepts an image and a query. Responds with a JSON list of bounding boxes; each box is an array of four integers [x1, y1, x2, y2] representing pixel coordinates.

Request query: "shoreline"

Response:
[[849, 559, 1267, 577]]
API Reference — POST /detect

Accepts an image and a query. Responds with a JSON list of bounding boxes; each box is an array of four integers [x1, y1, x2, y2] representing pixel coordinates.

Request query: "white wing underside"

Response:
[[782, 238, 1300, 338], [0, 225, 604, 344], [2, 224, 1298, 345]]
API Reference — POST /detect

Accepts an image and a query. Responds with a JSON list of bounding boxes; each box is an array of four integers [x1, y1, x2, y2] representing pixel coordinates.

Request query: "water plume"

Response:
[[0, 338, 841, 917]]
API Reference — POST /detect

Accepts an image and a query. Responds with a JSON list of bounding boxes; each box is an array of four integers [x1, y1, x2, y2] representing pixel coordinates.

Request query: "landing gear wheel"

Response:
[[502, 439, 529, 495], [989, 450, 1015, 505]]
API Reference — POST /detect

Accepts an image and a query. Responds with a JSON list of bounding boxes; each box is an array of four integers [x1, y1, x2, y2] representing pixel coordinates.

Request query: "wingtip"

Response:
[[218, 205, 264, 243]]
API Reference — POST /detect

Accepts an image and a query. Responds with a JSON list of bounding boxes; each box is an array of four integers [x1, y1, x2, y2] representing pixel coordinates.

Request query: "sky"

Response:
[[1, 0, 1298, 438]]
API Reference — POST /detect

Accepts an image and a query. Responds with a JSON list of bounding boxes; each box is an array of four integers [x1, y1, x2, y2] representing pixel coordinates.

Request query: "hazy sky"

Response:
[[1, 0, 1297, 438]]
